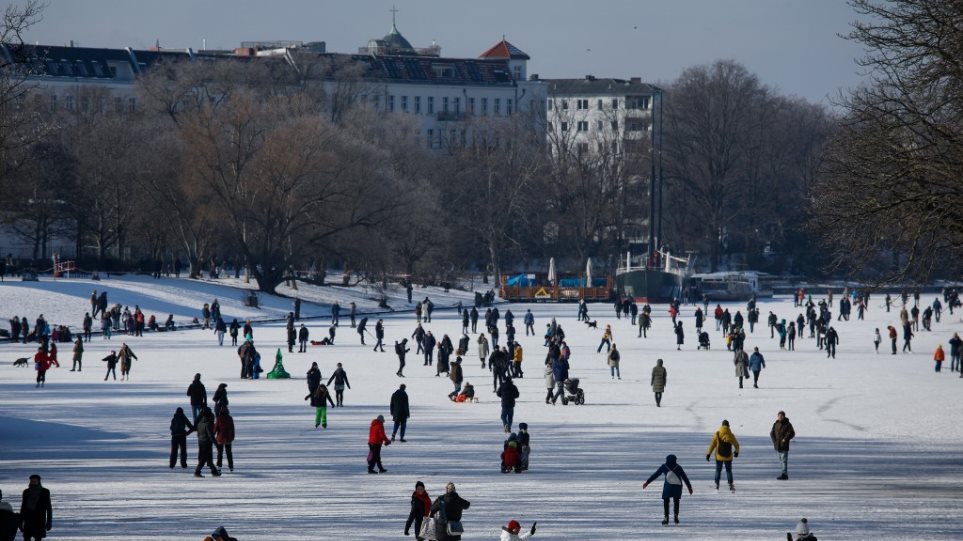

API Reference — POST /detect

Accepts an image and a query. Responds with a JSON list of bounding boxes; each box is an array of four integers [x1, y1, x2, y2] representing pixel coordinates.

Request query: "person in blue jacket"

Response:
[[642, 454, 693, 526], [748, 347, 766, 388]]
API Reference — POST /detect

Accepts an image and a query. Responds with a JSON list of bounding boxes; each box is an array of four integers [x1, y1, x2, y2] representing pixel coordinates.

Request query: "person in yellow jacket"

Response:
[[511, 343, 524, 378], [706, 420, 740, 491]]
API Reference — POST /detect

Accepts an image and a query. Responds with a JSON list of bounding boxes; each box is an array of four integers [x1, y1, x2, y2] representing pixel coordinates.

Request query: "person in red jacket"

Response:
[[887, 325, 898, 355], [367, 415, 391, 474], [33, 347, 52, 388], [213, 407, 235, 472]]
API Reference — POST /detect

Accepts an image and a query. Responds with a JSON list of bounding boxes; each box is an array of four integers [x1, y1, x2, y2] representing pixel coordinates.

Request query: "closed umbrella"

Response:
[[585, 258, 593, 287], [548, 257, 557, 286]]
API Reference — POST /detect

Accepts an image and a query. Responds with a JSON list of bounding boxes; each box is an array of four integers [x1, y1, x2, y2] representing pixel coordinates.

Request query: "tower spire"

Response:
[[390, 5, 399, 31]]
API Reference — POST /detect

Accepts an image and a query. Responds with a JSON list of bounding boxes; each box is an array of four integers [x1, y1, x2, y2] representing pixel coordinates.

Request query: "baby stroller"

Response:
[[698, 331, 711, 350], [563, 378, 585, 405]]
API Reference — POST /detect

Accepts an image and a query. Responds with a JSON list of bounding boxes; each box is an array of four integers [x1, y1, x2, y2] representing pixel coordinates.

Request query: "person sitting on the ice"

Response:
[[455, 382, 475, 403], [164, 314, 176, 331], [787, 517, 817, 541], [501, 433, 522, 473], [205, 525, 238, 541], [500, 519, 536, 540], [698, 331, 710, 350], [518, 422, 531, 471]]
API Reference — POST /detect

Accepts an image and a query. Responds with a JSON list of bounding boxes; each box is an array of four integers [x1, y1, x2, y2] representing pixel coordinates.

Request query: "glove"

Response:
[[385, 441, 391, 446], [530, 522, 537, 535], [688, 487, 693, 495], [705, 454, 711, 462], [642, 481, 649, 489], [734, 451, 739, 458]]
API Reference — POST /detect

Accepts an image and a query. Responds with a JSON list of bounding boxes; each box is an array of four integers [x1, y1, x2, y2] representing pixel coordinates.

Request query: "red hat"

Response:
[[507, 520, 520, 532]]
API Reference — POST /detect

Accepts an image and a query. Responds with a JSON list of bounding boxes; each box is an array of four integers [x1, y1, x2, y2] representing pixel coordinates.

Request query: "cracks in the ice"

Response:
[[817, 394, 866, 432], [685, 399, 707, 432]]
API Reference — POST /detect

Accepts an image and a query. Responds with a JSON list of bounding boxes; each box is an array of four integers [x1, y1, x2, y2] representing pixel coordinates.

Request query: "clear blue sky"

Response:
[[23, 0, 866, 104]]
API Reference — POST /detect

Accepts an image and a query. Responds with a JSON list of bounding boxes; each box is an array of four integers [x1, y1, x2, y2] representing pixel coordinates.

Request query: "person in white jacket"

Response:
[[500, 519, 536, 541], [787, 517, 816, 541]]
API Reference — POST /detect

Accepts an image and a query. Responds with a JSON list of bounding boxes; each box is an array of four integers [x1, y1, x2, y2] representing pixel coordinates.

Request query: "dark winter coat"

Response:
[[651, 362, 667, 393], [19, 486, 52, 539], [552, 357, 570, 382], [306, 367, 321, 394], [405, 490, 432, 538], [196, 412, 216, 445], [770, 418, 796, 451], [170, 410, 195, 436], [327, 368, 350, 389], [187, 380, 207, 406], [298, 327, 309, 342], [430, 492, 471, 541], [449, 362, 463, 384], [390, 389, 410, 421], [497, 380, 519, 408], [310, 385, 335, 408], [644, 455, 692, 500]]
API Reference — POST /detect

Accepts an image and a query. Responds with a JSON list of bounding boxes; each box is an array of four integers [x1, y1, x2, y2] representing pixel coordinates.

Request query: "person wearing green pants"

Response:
[[311, 383, 335, 428]]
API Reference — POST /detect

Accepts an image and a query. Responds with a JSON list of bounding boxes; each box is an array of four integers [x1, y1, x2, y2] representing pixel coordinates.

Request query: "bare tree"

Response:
[[813, 0, 963, 281]]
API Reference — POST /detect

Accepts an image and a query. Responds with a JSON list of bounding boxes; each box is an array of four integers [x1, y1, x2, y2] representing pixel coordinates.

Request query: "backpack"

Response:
[[717, 433, 733, 457]]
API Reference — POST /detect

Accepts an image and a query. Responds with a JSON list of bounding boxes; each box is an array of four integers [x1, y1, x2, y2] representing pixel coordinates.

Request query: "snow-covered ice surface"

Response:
[[2, 284, 963, 539]]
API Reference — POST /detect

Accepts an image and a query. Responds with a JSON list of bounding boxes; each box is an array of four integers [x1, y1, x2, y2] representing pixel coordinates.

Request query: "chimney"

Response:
[[234, 47, 255, 57], [585, 74, 596, 81], [630, 77, 641, 84], [69, 40, 74, 47], [528, 73, 539, 81]]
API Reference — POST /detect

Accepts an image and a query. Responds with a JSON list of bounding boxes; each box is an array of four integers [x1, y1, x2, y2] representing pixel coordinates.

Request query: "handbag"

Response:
[[442, 499, 464, 535], [420, 516, 437, 540]]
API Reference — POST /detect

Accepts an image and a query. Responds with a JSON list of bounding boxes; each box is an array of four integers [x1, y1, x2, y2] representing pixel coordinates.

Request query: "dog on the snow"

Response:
[[584, 320, 598, 329], [13, 358, 29, 367]]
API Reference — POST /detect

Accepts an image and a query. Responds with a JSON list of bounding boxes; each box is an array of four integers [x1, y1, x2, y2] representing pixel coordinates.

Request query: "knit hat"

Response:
[[506, 520, 521, 532], [415, 481, 425, 489], [377, 415, 385, 422], [446, 482, 456, 493], [518, 422, 527, 430], [722, 420, 730, 427]]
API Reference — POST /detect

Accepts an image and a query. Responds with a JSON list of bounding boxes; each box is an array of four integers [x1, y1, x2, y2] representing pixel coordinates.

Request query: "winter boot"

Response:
[[662, 517, 669, 526]]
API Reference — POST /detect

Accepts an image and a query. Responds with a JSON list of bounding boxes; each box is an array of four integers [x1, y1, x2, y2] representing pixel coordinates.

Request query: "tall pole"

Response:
[[646, 89, 657, 267], [656, 87, 664, 257]]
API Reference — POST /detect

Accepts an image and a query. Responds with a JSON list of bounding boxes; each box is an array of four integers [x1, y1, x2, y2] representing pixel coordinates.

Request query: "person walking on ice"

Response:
[[706, 420, 740, 491], [651, 359, 667, 406], [771, 410, 796, 480], [643, 454, 693, 525]]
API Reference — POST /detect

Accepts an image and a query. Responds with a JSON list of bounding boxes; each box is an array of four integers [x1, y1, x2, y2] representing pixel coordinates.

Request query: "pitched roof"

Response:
[[544, 77, 658, 96], [305, 52, 516, 86], [479, 39, 530, 60]]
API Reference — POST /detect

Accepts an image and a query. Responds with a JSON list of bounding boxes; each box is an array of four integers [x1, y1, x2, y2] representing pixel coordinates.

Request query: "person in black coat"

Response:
[[429, 483, 470, 541], [287, 326, 297, 353], [169, 407, 195, 469], [0, 488, 19, 541], [497, 377, 519, 433], [193, 407, 220, 477], [395, 339, 410, 377], [186, 373, 207, 423], [390, 384, 410, 441], [642, 454, 693, 526], [298, 324, 309, 353], [374, 319, 385, 352], [305, 362, 322, 398], [19, 475, 52, 541], [357, 317, 368, 345], [327, 363, 351, 407], [404, 481, 432, 540]]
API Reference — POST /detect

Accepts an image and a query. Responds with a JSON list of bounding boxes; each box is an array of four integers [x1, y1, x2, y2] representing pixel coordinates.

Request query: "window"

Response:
[[65, 95, 74, 111], [626, 120, 648, 132], [561, 121, 569, 132], [481, 98, 488, 114], [576, 99, 589, 110], [598, 99, 603, 110], [49, 94, 57, 112], [388, 95, 395, 112], [577, 121, 589, 132], [547, 100, 553, 111], [415, 96, 421, 114], [577, 142, 589, 155], [611, 98, 618, 109], [597, 120, 603, 130], [598, 142, 604, 153], [513, 65, 522, 80], [612, 121, 619, 132], [401, 95, 408, 112], [128, 97, 136, 112], [427, 128, 434, 148], [507, 99, 513, 115], [443, 97, 449, 113], [453, 97, 460, 114], [548, 121, 553, 131], [561, 100, 569, 110], [468, 97, 475, 113], [460, 129, 467, 146], [428, 96, 435, 114], [494, 98, 501, 115]]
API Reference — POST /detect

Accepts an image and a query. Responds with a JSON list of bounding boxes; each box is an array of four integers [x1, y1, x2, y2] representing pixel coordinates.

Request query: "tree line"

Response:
[[2, 0, 957, 292]]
